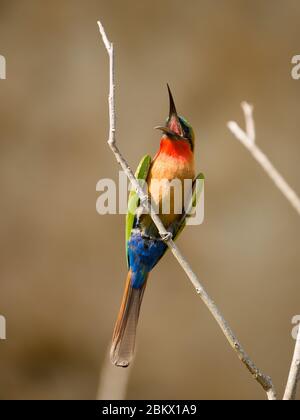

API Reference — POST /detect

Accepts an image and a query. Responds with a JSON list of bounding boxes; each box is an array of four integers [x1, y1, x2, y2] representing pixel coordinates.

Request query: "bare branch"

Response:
[[97, 21, 276, 400], [229, 102, 300, 401], [242, 102, 255, 144], [284, 324, 300, 400], [228, 103, 300, 216]]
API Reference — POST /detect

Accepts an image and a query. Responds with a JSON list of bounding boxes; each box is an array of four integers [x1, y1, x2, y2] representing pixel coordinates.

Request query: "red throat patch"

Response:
[[158, 137, 193, 161]]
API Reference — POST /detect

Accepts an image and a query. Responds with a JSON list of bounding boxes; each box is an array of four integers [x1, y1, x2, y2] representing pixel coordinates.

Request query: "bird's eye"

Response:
[[181, 121, 190, 138]]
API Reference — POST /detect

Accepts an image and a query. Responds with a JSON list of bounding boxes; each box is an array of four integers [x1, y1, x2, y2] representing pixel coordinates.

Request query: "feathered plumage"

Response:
[[110, 85, 201, 367]]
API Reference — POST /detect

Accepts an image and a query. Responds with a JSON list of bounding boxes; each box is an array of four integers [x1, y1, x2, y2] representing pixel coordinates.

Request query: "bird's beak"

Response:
[[155, 84, 184, 138]]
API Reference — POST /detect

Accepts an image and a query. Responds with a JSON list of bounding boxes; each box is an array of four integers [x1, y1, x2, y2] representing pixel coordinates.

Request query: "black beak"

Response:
[[167, 83, 178, 121], [155, 84, 183, 138]]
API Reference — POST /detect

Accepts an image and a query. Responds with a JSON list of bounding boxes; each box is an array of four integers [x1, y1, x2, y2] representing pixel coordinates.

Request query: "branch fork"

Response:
[[228, 102, 300, 216]]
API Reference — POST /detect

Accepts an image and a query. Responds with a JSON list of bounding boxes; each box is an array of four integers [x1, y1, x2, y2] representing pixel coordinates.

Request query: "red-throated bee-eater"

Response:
[[110, 85, 204, 367]]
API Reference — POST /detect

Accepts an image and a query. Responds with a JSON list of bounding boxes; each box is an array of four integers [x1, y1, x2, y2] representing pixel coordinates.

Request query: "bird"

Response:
[[110, 85, 203, 367]]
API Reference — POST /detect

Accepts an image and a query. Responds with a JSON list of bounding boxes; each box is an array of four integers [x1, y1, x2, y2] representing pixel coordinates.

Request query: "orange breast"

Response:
[[147, 138, 195, 226]]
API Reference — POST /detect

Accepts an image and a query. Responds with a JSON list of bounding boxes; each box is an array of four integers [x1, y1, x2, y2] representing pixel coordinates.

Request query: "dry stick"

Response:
[[283, 325, 300, 400], [228, 103, 300, 400], [97, 21, 277, 400], [228, 102, 300, 216]]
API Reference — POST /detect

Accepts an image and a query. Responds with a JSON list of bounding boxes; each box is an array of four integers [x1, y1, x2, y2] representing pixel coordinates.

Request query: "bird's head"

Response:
[[156, 84, 195, 151]]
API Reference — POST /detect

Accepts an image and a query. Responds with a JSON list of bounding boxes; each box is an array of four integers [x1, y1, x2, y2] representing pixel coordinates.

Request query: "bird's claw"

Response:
[[160, 232, 173, 242]]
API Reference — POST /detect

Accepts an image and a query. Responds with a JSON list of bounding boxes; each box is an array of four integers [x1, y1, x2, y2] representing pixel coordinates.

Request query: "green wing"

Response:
[[125, 155, 152, 267], [172, 172, 205, 240]]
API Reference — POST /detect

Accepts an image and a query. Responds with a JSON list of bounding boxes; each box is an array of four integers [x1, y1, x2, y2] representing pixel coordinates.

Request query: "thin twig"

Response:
[[228, 102, 300, 401], [283, 324, 300, 400], [228, 102, 300, 216], [97, 21, 277, 400]]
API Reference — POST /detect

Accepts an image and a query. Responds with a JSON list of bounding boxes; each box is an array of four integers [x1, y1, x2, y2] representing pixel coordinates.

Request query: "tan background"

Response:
[[0, 0, 299, 400]]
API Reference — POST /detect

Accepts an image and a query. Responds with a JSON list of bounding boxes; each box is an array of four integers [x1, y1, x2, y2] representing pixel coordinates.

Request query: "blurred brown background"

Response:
[[0, 0, 299, 400]]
